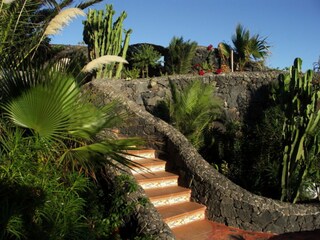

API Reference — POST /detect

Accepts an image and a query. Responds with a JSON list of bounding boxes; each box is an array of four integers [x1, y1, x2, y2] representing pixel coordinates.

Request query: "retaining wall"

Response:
[[84, 75, 320, 234]]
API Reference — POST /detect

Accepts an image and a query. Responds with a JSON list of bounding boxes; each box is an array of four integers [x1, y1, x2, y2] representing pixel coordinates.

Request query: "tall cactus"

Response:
[[274, 58, 320, 202], [83, 4, 132, 79]]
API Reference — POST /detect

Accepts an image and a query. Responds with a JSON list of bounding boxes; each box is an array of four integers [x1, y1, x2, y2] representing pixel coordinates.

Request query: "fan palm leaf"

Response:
[[2, 72, 142, 174]]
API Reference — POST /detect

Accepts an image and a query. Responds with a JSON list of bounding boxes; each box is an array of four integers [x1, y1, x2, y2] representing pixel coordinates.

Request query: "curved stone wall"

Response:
[[101, 71, 280, 122], [85, 77, 320, 234]]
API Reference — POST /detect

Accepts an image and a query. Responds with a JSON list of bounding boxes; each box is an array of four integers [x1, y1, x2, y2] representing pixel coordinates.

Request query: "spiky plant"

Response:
[[165, 36, 197, 74], [167, 80, 222, 149]]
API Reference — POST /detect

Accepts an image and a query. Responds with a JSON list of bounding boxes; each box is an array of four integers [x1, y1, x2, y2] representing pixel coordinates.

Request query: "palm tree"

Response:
[[165, 36, 197, 74], [167, 80, 222, 149], [219, 24, 270, 71]]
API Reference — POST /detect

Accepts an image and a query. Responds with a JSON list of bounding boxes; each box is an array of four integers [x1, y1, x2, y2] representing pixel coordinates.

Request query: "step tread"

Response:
[[171, 220, 214, 240], [145, 186, 191, 199], [131, 158, 166, 165], [134, 171, 178, 182], [126, 149, 155, 155], [157, 201, 206, 221], [131, 158, 167, 174]]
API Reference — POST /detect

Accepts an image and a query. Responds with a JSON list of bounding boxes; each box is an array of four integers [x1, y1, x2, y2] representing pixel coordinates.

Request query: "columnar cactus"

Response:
[[275, 58, 320, 202], [83, 5, 132, 79]]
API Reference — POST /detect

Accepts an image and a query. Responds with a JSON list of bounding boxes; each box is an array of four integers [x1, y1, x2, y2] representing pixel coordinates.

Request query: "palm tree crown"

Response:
[[219, 24, 270, 71]]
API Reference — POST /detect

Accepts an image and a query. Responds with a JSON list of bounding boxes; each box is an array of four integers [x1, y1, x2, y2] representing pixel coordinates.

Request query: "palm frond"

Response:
[[3, 76, 77, 140], [44, 8, 85, 35], [167, 80, 222, 149], [82, 55, 128, 73], [59, 138, 144, 176], [76, 0, 102, 9]]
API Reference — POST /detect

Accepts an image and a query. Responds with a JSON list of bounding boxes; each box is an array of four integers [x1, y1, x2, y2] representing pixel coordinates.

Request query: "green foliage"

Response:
[[0, 124, 92, 239], [202, 99, 285, 199], [0, 0, 101, 64], [122, 67, 140, 79], [83, 4, 132, 79], [165, 36, 197, 74], [166, 80, 222, 149], [131, 44, 161, 78], [0, 123, 143, 239], [0, 1, 145, 239], [219, 24, 270, 71], [273, 58, 320, 202]]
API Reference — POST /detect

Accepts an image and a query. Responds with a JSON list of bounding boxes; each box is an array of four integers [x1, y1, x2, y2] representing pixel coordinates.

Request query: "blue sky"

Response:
[[51, 0, 320, 71]]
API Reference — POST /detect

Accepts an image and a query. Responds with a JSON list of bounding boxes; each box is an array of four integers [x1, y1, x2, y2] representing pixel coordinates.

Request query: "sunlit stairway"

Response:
[[126, 148, 214, 239]]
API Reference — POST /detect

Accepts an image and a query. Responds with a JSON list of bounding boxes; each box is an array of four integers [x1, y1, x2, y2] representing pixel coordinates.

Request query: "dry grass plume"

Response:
[[44, 8, 86, 36], [82, 55, 128, 73]]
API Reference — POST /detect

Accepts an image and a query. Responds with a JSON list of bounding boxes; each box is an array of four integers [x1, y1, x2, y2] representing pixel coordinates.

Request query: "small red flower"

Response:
[[199, 69, 205, 75], [215, 68, 222, 74], [207, 44, 213, 51]]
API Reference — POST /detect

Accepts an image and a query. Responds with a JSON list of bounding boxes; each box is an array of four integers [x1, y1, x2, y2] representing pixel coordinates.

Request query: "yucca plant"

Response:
[[166, 80, 222, 149]]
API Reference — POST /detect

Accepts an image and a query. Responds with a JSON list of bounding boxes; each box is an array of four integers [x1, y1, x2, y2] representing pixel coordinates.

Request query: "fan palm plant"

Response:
[[167, 80, 222, 149], [218, 24, 270, 71], [0, 60, 141, 174]]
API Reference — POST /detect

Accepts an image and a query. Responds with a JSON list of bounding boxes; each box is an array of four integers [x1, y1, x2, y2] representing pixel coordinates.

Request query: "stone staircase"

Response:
[[126, 149, 213, 239]]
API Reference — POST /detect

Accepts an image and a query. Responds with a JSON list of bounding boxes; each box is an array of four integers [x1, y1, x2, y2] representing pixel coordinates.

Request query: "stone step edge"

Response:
[[148, 191, 191, 207], [160, 205, 206, 229]]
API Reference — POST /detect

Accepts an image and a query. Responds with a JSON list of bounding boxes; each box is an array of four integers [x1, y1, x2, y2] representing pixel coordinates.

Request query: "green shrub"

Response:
[[165, 36, 197, 74], [122, 67, 141, 80], [131, 44, 161, 78], [202, 100, 284, 199], [165, 80, 222, 149]]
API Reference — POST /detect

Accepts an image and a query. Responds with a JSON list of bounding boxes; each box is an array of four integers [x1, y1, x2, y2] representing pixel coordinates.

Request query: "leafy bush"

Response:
[[131, 44, 161, 78]]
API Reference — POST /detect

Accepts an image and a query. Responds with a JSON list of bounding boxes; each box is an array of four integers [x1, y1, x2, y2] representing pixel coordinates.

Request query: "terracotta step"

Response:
[[145, 186, 191, 207], [157, 202, 206, 228], [125, 149, 156, 160], [134, 171, 179, 189], [172, 219, 215, 240], [130, 158, 167, 175]]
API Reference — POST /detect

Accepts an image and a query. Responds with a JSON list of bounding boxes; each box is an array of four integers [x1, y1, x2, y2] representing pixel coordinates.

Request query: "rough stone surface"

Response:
[[100, 72, 281, 122], [84, 76, 320, 235]]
